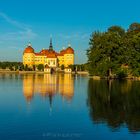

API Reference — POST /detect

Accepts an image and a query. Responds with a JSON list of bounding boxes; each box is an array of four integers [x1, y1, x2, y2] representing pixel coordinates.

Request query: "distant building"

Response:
[[64, 68, 72, 73], [44, 64, 51, 73], [23, 39, 74, 69]]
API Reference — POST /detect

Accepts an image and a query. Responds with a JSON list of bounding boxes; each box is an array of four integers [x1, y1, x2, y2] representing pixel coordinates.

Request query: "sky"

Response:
[[0, 0, 140, 63]]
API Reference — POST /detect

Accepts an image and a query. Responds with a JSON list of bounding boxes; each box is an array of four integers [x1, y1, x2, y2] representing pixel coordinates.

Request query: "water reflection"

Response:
[[23, 74, 74, 103], [87, 79, 140, 132]]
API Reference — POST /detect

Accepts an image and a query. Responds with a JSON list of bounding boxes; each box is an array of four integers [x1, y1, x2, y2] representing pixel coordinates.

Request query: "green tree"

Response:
[[61, 64, 65, 70], [25, 64, 28, 71], [19, 64, 24, 71], [9, 65, 14, 71], [87, 23, 140, 77], [128, 23, 140, 32], [0, 61, 23, 71], [108, 26, 125, 36], [1, 64, 6, 69], [87, 31, 124, 77], [33, 65, 36, 71], [37, 64, 44, 71], [15, 65, 18, 71]]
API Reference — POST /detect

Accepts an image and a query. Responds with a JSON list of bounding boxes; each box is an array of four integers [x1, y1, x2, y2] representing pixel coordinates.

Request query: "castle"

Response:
[[23, 39, 74, 69]]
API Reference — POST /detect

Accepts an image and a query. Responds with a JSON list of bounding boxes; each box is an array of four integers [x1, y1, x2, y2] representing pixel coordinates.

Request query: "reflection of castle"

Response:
[[23, 74, 74, 104]]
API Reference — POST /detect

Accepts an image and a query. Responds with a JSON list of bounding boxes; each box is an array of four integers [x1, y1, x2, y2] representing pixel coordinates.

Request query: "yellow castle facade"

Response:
[[23, 39, 74, 69]]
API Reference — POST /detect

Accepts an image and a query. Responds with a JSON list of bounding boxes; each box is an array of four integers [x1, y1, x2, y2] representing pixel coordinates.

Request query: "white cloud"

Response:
[[0, 12, 28, 30], [59, 32, 90, 40], [81, 33, 89, 39], [0, 12, 37, 42], [0, 29, 37, 42]]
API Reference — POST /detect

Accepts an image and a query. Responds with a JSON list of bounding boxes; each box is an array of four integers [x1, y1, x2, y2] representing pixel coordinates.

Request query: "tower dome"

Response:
[[24, 43, 34, 53], [65, 45, 74, 54]]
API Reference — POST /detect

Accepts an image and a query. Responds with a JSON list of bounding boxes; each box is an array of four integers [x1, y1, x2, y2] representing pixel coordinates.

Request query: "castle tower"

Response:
[[49, 38, 53, 51], [23, 42, 35, 68], [63, 44, 74, 67]]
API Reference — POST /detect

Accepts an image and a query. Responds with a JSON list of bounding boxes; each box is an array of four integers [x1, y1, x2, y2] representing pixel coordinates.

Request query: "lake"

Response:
[[0, 73, 140, 140]]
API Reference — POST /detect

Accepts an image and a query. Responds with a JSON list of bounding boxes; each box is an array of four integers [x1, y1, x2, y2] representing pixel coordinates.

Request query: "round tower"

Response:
[[64, 44, 74, 67], [23, 43, 35, 68]]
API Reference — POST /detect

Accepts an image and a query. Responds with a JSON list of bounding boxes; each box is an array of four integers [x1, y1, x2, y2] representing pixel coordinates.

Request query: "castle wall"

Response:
[[34, 55, 45, 65], [57, 56, 64, 66], [23, 53, 35, 67], [64, 54, 74, 67]]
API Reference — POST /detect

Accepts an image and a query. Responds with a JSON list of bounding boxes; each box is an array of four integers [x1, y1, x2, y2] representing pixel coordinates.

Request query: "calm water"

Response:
[[0, 74, 140, 140]]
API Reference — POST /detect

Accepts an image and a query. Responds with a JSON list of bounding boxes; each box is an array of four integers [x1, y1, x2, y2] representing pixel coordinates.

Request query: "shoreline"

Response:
[[0, 70, 89, 75], [90, 76, 140, 80], [1, 71, 140, 80]]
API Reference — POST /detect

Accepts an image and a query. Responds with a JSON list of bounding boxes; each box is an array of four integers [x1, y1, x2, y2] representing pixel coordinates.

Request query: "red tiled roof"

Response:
[[65, 47, 74, 54], [40, 49, 49, 55], [24, 46, 74, 56], [24, 46, 34, 53], [59, 47, 74, 55], [47, 53, 57, 58], [35, 53, 45, 56]]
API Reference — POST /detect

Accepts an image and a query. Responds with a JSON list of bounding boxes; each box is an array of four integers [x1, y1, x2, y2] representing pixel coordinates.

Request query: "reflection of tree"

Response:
[[87, 79, 140, 132]]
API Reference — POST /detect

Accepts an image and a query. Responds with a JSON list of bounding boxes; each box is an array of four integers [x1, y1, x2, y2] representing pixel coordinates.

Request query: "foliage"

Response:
[[68, 64, 88, 71], [87, 23, 140, 77], [24, 64, 28, 71], [9, 65, 14, 71], [33, 65, 36, 71], [116, 69, 128, 79], [0, 62, 23, 70], [19, 64, 24, 71], [60, 64, 65, 70], [37, 64, 44, 71], [0, 62, 37, 71]]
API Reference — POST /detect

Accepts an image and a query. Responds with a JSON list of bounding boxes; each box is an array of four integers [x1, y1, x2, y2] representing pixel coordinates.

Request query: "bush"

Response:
[[9, 66, 14, 71], [132, 69, 140, 77], [24, 64, 28, 71], [61, 65, 65, 70], [37, 64, 44, 71], [1, 64, 6, 69], [116, 69, 128, 79]]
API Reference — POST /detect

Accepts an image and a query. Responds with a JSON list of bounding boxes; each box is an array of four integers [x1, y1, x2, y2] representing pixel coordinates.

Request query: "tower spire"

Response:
[[49, 37, 53, 51]]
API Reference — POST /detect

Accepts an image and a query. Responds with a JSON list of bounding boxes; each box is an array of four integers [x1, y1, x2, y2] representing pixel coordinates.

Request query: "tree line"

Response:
[[0, 62, 23, 71], [67, 64, 88, 71], [0, 62, 44, 71], [87, 23, 140, 78], [0, 62, 88, 72]]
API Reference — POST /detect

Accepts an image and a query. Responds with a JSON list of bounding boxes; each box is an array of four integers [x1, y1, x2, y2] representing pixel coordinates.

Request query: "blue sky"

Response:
[[0, 0, 140, 63]]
